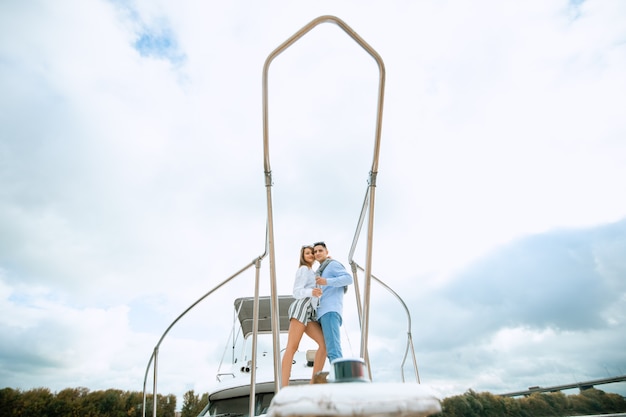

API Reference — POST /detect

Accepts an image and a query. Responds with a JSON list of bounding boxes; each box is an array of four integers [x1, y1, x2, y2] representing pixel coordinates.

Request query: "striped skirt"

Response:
[[287, 297, 316, 325]]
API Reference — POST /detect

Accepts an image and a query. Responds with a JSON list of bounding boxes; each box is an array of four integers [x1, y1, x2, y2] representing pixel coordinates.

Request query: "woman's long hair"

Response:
[[299, 245, 314, 268]]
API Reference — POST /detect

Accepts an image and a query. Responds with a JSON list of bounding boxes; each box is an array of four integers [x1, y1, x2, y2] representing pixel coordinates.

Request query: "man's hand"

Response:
[[316, 276, 327, 286]]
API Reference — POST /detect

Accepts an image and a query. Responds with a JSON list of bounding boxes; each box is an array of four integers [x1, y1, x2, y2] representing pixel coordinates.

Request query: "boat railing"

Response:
[[347, 185, 421, 383], [141, 251, 268, 417], [351, 261, 421, 383], [140, 239, 422, 417], [216, 373, 236, 382], [142, 14, 424, 417], [141, 255, 421, 417]]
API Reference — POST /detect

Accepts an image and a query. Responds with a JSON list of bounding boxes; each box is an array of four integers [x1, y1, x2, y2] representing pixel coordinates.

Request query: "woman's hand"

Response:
[[315, 276, 327, 286], [312, 288, 322, 297]]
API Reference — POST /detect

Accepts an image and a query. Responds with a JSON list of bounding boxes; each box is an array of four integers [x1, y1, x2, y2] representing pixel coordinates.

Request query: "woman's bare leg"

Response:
[[304, 321, 327, 382], [281, 318, 306, 387]]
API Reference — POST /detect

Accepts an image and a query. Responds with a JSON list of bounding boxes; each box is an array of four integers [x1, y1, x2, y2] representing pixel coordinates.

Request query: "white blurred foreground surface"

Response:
[[266, 382, 441, 417]]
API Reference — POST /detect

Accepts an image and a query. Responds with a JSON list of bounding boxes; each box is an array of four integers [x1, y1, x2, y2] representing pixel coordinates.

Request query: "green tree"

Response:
[[181, 390, 208, 417], [540, 391, 569, 415], [477, 391, 508, 417], [569, 388, 626, 415], [501, 395, 523, 417], [122, 390, 144, 417], [464, 390, 485, 417], [438, 390, 492, 417], [439, 394, 473, 417], [97, 389, 125, 417], [181, 390, 200, 417], [518, 392, 555, 416], [602, 390, 626, 412], [50, 387, 89, 417], [20, 387, 54, 417], [0, 387, 22, 417], [159, 393, 177, 417]]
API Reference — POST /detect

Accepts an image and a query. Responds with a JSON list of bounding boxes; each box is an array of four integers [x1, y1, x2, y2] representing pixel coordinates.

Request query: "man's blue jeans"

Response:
[[319, 311, 343, 362]]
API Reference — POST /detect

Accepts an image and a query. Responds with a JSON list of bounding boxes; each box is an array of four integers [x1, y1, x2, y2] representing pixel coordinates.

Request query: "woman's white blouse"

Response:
[[293, 265, 317, 303]]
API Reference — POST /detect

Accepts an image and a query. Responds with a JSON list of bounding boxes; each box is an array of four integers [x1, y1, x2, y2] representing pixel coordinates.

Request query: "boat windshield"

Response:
[[197, 393, 274, 417]]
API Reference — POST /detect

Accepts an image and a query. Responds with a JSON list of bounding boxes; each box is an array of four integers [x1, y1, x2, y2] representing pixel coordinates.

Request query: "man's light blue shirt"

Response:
[[317, 260, 353, 318]]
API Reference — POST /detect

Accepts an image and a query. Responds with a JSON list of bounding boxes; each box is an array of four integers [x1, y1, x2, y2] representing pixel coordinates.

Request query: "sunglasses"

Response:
[[313, 241, 326, 248]]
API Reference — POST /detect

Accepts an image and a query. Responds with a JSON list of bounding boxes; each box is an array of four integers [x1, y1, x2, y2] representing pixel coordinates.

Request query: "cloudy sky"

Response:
[[1, 0, 625, 407]]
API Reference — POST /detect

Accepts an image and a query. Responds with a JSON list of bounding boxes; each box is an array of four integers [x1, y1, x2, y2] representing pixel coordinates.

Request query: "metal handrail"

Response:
[[141, 254, 267, 417], [353, 263, 421, 383], [262, 15, 386, 392], [347, 186, 420, 383], [348, 187, 371, 377], [142, 216, 271, 417]]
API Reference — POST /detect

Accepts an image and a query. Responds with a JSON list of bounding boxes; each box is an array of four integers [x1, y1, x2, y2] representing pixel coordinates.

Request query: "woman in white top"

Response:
[[281, 245, 327, 386]]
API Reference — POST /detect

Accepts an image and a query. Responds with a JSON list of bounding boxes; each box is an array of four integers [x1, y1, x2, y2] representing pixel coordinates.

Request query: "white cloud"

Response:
[[1, 0, 625, 408]]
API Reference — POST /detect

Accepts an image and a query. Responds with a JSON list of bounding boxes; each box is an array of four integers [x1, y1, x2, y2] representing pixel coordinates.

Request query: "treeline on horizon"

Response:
[[1, 386, 625, 417], [434, 388, 626, 417]]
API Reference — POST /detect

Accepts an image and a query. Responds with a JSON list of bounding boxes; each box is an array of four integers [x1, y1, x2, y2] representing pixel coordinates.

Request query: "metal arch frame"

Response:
[[261, 15, 386, 393], [143, 15, 392, 417]]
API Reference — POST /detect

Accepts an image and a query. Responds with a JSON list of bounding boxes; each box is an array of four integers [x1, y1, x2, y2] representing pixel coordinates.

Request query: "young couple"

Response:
[[280, 241, 353, 386]]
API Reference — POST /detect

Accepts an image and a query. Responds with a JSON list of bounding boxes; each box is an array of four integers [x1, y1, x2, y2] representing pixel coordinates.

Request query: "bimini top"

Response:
[[234, 296, 295, 339]]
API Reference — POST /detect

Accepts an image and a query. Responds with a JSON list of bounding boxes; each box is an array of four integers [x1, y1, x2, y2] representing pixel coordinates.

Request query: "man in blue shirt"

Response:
[[313, 241, 353, 363]]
